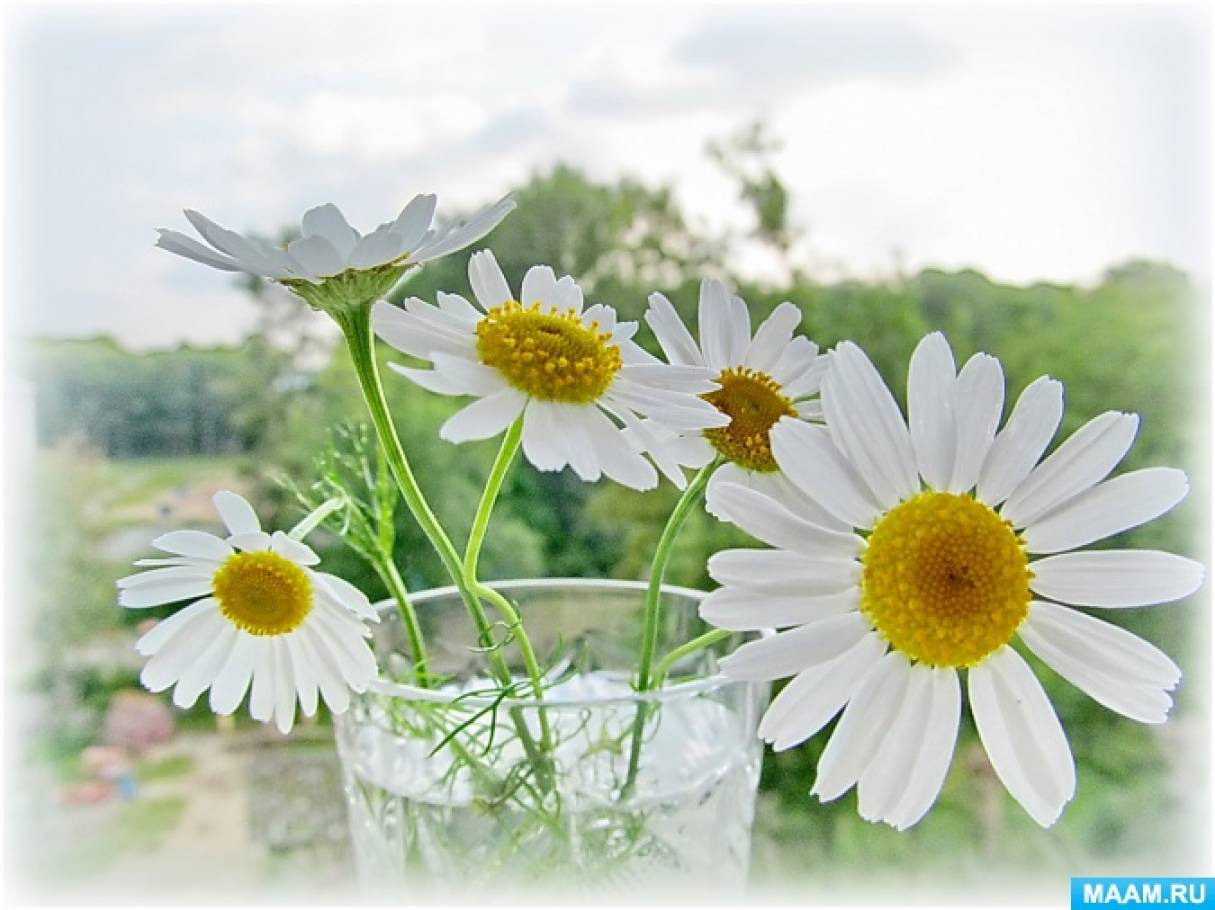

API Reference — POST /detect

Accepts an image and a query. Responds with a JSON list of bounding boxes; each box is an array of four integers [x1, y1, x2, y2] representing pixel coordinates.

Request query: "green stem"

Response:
[[461, 418, 553, 751], [634, 459, 720, 692], [338, 305, 553, 787], [375, 557, 431, 685], [652, 628, 731, 689]]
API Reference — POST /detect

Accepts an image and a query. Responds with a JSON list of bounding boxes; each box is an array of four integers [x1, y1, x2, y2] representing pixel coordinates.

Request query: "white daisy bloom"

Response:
[[117, 491, 380, 734], [371, 250, 729, 491], [155, 195, 516, 314], [703, 332, 1203, 830], [642, 279, 836, 521]]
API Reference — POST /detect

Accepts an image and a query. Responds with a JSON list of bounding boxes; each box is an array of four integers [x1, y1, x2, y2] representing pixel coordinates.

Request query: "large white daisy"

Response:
[[371, 250, 729, 491], [117, 491, 380, 734], [703, 332, 1203, 830], [642, 279, 836, 523], [156, 195, 515, 308]]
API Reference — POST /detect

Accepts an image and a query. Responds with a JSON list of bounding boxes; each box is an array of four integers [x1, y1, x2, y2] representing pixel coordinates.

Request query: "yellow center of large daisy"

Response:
[[701, 367, 797, 471], [860, 492, 1032, 667], [212, 550, 313, 636], [475, 301, 622, 403]]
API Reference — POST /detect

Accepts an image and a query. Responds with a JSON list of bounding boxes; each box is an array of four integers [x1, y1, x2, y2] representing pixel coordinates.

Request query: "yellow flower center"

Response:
[[212, 550, 313, 636], [475, 301, 622, 403], [861, 492, 1032, 667], [701, 367, 797, 472]]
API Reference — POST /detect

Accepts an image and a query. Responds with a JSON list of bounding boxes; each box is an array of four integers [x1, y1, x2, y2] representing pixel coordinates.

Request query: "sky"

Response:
[[4, 1, 1211, 350]]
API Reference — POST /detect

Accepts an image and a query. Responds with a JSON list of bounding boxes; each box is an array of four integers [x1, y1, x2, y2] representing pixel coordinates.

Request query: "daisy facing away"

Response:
[[703, 332, 1203, 830], [371, 250, 729, 491], [156, 195, 515, 316], [641, 279, 836, 523], [117, 491, 379, 734]]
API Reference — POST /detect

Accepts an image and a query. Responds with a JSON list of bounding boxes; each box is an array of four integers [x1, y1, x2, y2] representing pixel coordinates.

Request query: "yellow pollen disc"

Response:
[[701, 367, 797, 472], [475, 301, 622, 403], [212, 551, 313, 636], [861, 492, 1032, 668]]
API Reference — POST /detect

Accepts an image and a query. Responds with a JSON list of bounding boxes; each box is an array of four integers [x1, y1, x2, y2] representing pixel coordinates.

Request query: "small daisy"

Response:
[[117, 491, 380, 734], [642, 279, 836, 523], [371, 250, 729, 491], [703, 332, 1202, 830], [156, 195, 515, 313]]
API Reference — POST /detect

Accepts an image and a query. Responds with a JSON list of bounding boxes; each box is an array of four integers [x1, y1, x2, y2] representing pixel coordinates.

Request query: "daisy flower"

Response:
[[371, 250, 729, 491], [117, 491, 380, 734], [703, 332, 1202, 830], [155, 195, 515, 315], [642, 279, 834, 521]]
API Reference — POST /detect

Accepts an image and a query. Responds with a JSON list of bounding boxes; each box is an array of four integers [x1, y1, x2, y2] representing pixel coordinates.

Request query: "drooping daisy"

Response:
[[156, 195, 515, 315], [642, 279, 838, 524], [117, 491, 380, 734], [371, 250, 729, 491], [703, 332, 1202, 830]]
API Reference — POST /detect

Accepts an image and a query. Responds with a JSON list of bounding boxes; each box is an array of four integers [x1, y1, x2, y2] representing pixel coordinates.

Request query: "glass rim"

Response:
[[365, 577, 761, 709]]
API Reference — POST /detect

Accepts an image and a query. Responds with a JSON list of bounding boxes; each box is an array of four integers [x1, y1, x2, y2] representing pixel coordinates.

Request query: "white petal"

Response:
[[1022, 467, 1189, 554], [554, 276, 584, 314], [440, 387, 527, 443], [607, 404, 681, 487], [887, 667, 961, 830], [271, 530, 319, 566], [521, 265, 559, 310], [213, 490, 261, 536], [283, 632, 320, 717], [118, 570, 215, 608], [273, 639, 297, 733], [1001, 411, 1139, 528], [582, 303, 617, 334], [310, 605, 378, 689], [391, 194, 438, 251], [313, 571, 378, 621], [717, 612, 870, 680], [155, 229, 243, 272], [300, 203, 359, 260], [249, 641, 275, 722], [1020, 600, 1180, 719], [744, 302, 801, 373], [619, 363, 718, 394], [521, 399, 568, 472], [140, 610, 223, 693], [770, 337, 820, 386], [704, 481, 862, 558], [813, 650, 911, 802], [761, 633, 887, 751], [228, 531, 271, 552], [698, 278, 734, 370], [770, 419, 882, 529], [347, 227, 407, 270], [707, 548, 860, 595], [431, 352, 508, 397], [152, 529, 233, 561], [413, 194, 516, 262], [645, 292, 703, 367], [118, 565, 213, 590], [856, 664, 934, 824], [182, 209, 293, 278], [135, 598, 218, 656], [968, 647, 1075, 827], [580, 406, 657, 491], [169, 619, 236, 707], [699, 586, 858, 631], [1029, 549, 1204, 607], [372, 301, 476, 360], [286, 234, 346, 278], [948, 353, 1004, 494], [436, 291, 483, 326], [468, 249, 513, 310], [977, 376, 1065, 506], [906, 332, 957, 491], [747, 469, 852, 533], [821, 342, 918, 507], [208, 633, 258, 715], [387, 362, 467, 396], [724, 294, 752, 365]]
